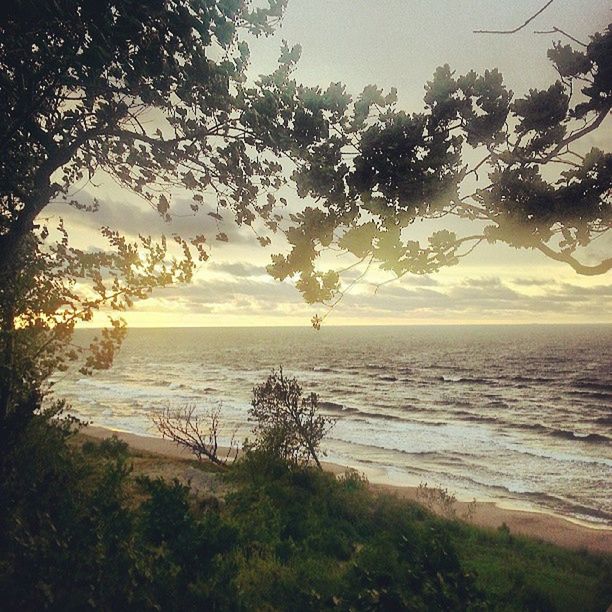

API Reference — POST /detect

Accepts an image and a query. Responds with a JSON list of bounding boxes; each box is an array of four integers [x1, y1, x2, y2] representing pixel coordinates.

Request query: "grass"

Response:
[[450, 521, 611, 611], [77, 433, 612, 611]]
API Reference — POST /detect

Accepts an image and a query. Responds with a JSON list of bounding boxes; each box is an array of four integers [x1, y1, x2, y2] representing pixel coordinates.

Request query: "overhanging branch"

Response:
[[474, 0, 555, 35], [535, 242, 612, 275]]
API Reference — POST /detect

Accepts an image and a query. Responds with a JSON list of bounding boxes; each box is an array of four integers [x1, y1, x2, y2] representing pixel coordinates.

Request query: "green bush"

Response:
[[1, 408, 609, 610]]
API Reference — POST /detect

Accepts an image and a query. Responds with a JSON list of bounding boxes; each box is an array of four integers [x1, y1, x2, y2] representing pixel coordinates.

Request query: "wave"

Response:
[[566, 390, 612, 401], [333, 451, 611, 521], [436, 375, 491, 385], [357, 410, 407, 423], [452, 411, 504, 425], [571, 380, 612, 393], [593, 416, 612, 426], [506, 442, 612, 468], [449, 412, 611, 445], [511, 422, 611, 445], [486, 400, 508, 409], [487, 487, 612, 523], [507, 375, 555, 384], [319, 401, 359, 415], [440, 398, 471, 407], [423, 364, 470, 373], [549, 430, 610, 444]]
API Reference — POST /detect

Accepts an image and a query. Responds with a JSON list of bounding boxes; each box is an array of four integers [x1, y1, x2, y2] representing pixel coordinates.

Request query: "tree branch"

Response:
[[474, 0, 555, 35], [514, 103, 611, 164], [533, 27, 587, 47], [534, 242, 612, 275]]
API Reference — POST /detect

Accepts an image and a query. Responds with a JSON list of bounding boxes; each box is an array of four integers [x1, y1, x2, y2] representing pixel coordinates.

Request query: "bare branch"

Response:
[[151, 403, 238, 467], [534, 242, 612, 275], [533, 26, 587, 47], [474, 0, 555, 35]]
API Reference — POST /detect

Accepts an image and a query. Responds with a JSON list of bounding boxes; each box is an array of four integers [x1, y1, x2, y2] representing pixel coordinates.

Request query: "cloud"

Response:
[[57, 192, 609, 324], [556, 283, 612, 297], [462, 276, 505, 288], [511, 277, 553, 286], [208, 262, 267, 278], [48, 192, 257, 247], [113, 266, 611, 323], [159, 275, 300, 308], [450, 281, 520, 303], [408, 275, 439, 287]]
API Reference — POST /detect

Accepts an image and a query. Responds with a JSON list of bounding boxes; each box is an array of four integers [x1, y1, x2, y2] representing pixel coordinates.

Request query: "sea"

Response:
[[52, 325, 612, 526]]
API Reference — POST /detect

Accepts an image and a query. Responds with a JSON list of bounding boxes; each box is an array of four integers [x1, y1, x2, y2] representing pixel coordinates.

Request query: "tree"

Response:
[[151, 403, 238, 467], [266, 24, 611, 313], [248, 368, 334, 469], [0, 0, 294, 264], [0, 2, 609, 426], [0, 0, 344, 422]]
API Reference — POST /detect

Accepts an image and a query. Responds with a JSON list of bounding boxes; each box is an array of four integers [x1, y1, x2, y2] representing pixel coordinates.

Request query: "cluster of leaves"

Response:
[[0, 0, 352, 272], [0, 222, 196, 422], [267, 26, 611, 308], [0, 0, 314, 429]]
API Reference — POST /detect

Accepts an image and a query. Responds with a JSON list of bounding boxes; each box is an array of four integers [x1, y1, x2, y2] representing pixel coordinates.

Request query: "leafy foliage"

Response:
[[0, 0, 328, 425], [1, 398, 610, 610], [248, 368, 334, 469], [268, 26, 611, 309], [0, 225, 196, 422]]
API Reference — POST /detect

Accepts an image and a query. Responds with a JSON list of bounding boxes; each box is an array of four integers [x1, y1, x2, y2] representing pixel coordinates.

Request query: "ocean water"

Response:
[[53, 325, 611, 525]]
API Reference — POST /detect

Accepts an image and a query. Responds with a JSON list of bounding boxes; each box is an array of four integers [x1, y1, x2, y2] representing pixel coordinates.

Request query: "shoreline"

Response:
[[85, 425, 612, 555]]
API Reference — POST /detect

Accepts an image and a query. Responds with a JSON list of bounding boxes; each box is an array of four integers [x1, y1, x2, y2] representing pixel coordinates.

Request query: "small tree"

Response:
[[248, 368, 334, 469], [151, 403, 238, 468]]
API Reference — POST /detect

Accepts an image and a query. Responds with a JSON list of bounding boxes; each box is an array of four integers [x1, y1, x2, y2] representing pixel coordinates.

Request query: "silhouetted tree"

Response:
[[248, 368, 334, 469], [1, 2, 609, 424], [0, 0, 333, 421], [267, 25, 611, 312]]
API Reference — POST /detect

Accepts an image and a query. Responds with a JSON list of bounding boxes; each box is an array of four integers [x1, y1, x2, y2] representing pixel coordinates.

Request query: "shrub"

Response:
[[247, 368, 334, 469]]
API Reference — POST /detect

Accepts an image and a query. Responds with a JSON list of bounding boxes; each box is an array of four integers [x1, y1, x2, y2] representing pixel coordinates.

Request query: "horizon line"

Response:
[[75, 321, 612, 330]]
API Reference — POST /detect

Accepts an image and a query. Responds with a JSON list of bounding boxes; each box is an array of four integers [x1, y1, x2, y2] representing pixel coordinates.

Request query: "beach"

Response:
[[58, 326, 612, 527], [85, 425, 612, 556]]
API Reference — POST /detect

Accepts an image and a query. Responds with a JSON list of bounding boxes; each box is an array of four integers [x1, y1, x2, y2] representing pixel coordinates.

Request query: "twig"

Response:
[[533, 26, 587, 46], [474, 0, 555, 34]]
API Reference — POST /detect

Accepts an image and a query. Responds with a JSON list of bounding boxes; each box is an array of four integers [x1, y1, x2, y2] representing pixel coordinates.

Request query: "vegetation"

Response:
[[152, 403, 239, 467], [0, 1, 609, 384], [1, 407, 610, 611], [0, 0, 609, 431], [248, 368, 334, 469], [0, 1, 610, 609], [0, 0, 298, 425]]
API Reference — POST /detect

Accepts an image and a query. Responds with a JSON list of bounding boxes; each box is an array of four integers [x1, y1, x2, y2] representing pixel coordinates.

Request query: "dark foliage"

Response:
[[248, 368, 334, 469], [1, 405, 610, 610]]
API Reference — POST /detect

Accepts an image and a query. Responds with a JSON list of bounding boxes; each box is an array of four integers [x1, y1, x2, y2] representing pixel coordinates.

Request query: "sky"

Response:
[[49, 0, 612, 327]]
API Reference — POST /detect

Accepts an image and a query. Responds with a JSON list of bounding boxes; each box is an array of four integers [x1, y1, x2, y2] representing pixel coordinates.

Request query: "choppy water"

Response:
[[52, 325, 612, 525]]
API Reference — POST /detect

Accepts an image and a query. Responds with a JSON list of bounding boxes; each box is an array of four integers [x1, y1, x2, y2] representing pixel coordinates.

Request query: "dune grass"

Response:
[[1, 422, 610, 610]]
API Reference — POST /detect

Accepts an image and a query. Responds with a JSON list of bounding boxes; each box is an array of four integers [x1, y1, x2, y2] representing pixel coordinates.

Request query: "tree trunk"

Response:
[[0, 299, 15, 422]]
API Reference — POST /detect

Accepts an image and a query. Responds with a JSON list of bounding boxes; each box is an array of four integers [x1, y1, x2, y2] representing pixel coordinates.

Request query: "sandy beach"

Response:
[[85, 425, 612, 556]]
